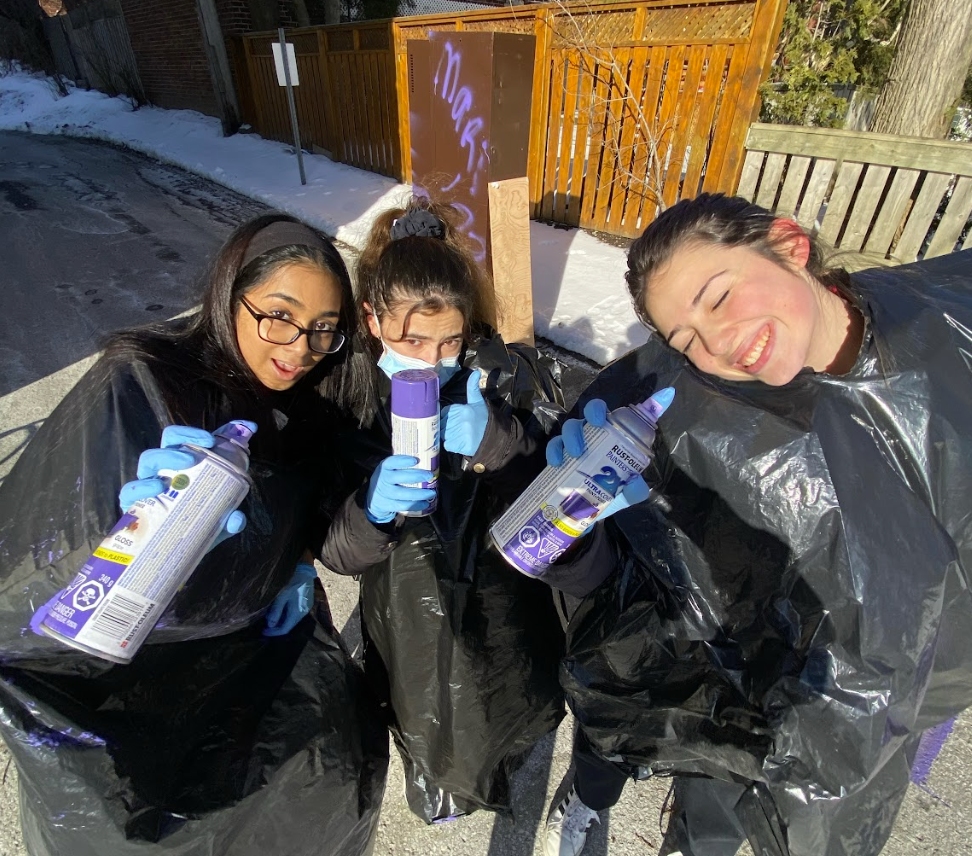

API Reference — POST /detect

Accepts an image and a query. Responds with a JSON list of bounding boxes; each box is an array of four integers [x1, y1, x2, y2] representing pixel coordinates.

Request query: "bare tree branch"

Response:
[[542, 0, 674, 225]]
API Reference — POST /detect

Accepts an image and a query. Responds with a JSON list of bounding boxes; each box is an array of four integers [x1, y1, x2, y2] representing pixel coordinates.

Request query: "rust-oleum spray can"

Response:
[[40, 421, 254, 663], [490, 388, 674, 578]]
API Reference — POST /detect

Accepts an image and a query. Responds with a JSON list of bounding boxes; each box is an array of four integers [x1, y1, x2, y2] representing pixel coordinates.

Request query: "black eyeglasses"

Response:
[[240, 297, 346, 355]]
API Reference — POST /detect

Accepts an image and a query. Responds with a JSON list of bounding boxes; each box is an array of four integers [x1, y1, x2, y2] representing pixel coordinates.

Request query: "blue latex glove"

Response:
[[264, 562, 316, 636], [545, 399, 609, 466], [441, 370, 489, 457], [546, 399, 650, 523], [365, 454, 436, 523], [118, 424, 249, 549]]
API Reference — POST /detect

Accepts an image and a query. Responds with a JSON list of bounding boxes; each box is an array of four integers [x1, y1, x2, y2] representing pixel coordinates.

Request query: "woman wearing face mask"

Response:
[[0, 214, 387, 856], [539, 194, 972, 856], [320, 196, 567, 823]]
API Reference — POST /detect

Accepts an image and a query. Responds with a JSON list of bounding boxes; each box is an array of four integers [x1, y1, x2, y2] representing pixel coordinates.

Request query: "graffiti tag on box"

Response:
[[432, 41, 489, 263]]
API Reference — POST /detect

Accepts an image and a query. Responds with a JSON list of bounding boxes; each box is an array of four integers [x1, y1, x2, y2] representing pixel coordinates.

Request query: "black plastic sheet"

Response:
[[0, 335, 388, 855], [562, 251, 972, 856], [349, 334, 567, 822]]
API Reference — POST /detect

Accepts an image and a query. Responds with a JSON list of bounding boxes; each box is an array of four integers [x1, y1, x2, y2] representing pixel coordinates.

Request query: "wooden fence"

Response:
[[738, 123, 972, 263], [237, 24, 401, 179], [44, 1, 143, 102], [236, 0, 786, 237]]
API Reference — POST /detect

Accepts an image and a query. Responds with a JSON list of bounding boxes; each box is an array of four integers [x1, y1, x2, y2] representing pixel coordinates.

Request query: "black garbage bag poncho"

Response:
[[325, 334, 566, 822], [0, 331, 388, 856], [562, 251, 972, 856]]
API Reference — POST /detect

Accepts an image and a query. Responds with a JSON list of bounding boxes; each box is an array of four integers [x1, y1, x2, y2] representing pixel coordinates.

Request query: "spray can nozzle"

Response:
[[215, 420, 257, 449], [633, 386, 676, 425]]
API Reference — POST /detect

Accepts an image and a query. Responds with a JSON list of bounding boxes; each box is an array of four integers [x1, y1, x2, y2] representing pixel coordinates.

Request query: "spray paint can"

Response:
[[490, 388, 675, 578], [40, 421, 254, 663], [391, 369, 439, 516]]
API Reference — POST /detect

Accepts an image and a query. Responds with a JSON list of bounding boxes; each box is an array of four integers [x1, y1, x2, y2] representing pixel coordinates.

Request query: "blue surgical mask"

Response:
[[377, 341, 462, 384]]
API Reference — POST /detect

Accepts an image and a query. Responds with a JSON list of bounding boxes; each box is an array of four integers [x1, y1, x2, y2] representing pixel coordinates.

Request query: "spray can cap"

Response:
[[391, 369, 440, 418], [632, 387, 675, 425], [215, 420, 257, 450]]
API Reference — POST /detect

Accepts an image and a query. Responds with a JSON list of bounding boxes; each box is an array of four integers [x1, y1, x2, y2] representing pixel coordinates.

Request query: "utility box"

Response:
[[407, 31, 536, 266], [407, 31, 537, 343]]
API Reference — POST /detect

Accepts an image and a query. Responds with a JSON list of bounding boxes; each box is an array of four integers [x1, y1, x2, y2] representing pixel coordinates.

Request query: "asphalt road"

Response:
[[1, 131, 971, 856]]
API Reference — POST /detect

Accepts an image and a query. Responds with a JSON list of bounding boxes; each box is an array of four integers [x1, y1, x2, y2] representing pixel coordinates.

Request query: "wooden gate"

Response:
[[533, 0, 784, 237]]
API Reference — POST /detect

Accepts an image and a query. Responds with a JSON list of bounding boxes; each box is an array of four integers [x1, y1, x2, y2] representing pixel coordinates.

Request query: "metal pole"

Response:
[[278, 27, 306, 186]]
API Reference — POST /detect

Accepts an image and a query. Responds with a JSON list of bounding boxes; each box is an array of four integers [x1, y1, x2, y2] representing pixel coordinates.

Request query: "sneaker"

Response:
[[544, 785, 601, 856]]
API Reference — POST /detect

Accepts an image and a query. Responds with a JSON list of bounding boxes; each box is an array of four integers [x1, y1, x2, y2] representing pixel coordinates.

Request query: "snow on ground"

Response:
[[0, 65, 648, 364]]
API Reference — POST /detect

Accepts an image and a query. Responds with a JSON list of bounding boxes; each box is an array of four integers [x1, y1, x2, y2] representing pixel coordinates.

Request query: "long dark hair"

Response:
[[355, 196, 495, 355], [625, 193, 851, 331], [104, 213, 377, 425]]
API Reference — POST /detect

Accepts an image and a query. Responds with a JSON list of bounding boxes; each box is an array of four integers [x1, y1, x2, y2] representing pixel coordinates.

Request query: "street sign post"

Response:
[[273, 28, 306, 186]]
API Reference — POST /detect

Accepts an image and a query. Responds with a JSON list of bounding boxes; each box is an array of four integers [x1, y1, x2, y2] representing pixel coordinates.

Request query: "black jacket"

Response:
[[562, 251, 972, 856], [320, 333, 567, 822], [0, 330, 387, 856]]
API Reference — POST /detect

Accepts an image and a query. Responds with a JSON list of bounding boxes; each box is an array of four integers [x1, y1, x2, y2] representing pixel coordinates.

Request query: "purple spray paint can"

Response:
[[490, 388, 675, 577], [391, 369, 440, 516], [39, 421, 254, 663]]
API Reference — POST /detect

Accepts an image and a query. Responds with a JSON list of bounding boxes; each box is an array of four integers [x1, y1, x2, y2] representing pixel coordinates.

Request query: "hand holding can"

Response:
[[390, 369, 440, 517], [489, 388, 675, 577], [38, 420, 256, 663]]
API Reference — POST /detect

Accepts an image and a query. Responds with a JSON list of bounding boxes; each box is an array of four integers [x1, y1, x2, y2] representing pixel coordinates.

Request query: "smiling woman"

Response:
[[236, 264, 344, 389], [628, 199, 864, 386], [537, 194, 972, 856]]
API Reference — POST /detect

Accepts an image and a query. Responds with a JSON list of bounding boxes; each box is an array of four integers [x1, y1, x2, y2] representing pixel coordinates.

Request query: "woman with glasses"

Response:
[[0, 214, 387, 856], [318, 196, 566, 824], [238, 286, 347, 384]]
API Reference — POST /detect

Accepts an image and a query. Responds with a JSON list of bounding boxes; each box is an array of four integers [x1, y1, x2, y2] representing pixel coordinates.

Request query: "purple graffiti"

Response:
[[451, 202, 488, 263], [451, 87, 473, 131], [442, 173, 463, 192], [434, 41, 462, 103], [432, 41, 490, 263]]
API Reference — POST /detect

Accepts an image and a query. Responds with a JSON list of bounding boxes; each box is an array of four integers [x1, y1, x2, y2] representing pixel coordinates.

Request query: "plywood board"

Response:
[[489, 176, 535, 345]]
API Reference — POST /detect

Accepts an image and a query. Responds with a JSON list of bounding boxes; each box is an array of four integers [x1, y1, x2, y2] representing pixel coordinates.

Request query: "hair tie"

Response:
[[390, 209, 445, 241]]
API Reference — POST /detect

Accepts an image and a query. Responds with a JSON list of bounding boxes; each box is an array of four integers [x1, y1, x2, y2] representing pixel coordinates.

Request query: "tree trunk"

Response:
[[292, 0, 312, 27], [322, 0, 341, 25], [869, 0, 972, 138]]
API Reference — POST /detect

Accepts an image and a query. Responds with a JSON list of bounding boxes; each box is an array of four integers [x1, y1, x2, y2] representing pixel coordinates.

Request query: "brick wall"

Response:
[[67, 1, 305, 121], [120, 0, 219, 116], [216, 0, 301, 37], [216, 0, 253, 37]]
